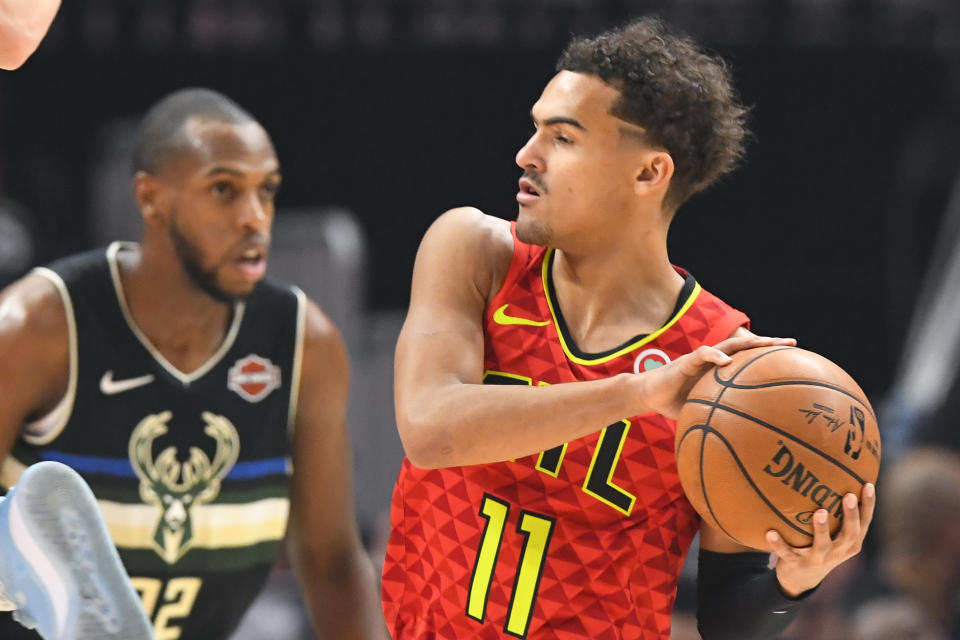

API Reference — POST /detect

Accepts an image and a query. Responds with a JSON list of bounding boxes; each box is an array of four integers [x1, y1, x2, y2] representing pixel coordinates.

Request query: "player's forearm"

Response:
[[296, 545, 389, 640], [696, 550, 813, 640], [397, 372, 646, 468], [0, 0, 60, 69]]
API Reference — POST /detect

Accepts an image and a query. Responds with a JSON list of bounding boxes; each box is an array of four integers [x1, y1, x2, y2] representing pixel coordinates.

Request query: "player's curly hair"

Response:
[[557, 17, 748, 211]]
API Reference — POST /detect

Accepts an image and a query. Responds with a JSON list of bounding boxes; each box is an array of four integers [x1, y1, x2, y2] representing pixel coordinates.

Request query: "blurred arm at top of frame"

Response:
[[0, 0, 61, 70]]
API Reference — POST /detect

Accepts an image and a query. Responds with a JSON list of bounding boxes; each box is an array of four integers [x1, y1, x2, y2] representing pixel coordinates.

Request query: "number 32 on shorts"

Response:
[[467, 494, 555, 638], [129, 577, 202, 640]]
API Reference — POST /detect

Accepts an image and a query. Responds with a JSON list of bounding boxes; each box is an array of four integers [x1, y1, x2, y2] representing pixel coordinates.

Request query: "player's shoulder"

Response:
[[0, 270, 68, 340], [424, 207, 512, 256], [419, 207, 515, 299], [683, 278, 751, 342], [246, 275, 338, 341], [301, 297, 340, 343], [0, 271, 70, 378]]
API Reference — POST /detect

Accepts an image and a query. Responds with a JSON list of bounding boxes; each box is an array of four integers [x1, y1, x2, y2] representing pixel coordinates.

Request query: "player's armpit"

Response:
[[285, 300, 388, 640]]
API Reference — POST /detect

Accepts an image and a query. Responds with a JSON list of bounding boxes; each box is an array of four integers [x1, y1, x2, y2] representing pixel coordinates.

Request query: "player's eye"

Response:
[[259, 182, 280, 201], [211, 181, 236, 201]]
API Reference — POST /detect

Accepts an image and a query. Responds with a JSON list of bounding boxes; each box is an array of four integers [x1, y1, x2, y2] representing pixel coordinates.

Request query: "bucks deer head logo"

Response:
[[128, 411, 240, 563]]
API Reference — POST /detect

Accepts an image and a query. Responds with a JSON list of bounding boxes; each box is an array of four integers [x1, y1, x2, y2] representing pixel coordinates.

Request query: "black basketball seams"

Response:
[[702, 346, 796, 425], [685, 397, 869, 485], [701, 380, 874, 420], [696, 346, 875, 421], [710, 346, 796, 386], [695, 428, 748, 546], [684, 421, 813, 541]]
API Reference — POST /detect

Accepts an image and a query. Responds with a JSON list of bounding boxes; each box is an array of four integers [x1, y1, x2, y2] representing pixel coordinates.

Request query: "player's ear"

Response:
[[633, 150, 674, 200], [133, 171, 165, 224]]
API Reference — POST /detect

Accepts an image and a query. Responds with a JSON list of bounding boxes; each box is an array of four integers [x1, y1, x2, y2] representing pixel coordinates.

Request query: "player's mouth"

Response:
[[517, 177, 542, 205], [233, 246, 268, 282]]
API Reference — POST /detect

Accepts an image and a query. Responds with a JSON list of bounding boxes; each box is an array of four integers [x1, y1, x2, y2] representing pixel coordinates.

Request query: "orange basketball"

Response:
[[675, 346, 881, 550]]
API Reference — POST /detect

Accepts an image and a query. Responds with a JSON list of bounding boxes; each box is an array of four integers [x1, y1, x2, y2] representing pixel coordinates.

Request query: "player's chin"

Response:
[[217, 274, 260, 301], [515, 214, 552, 247]]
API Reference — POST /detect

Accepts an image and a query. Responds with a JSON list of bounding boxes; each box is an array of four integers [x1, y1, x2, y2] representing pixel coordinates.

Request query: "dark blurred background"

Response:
[[1, 0, 957, 396], [2, 1, 959, 638]]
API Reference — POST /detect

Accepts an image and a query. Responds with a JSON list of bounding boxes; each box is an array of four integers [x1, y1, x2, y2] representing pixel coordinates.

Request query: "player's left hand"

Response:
[[767, 482, 876, 597]]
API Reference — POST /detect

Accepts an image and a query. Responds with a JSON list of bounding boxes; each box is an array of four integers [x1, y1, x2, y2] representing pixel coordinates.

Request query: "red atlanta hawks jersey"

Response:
[[382, 224, 749, 639]]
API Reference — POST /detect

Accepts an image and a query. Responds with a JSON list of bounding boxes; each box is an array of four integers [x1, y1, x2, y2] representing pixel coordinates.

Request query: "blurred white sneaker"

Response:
[[0, 461, 152, 639]]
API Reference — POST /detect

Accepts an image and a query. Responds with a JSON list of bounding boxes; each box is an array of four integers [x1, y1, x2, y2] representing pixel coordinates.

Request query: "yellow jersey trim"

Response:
[[541, 248, 702, 366]]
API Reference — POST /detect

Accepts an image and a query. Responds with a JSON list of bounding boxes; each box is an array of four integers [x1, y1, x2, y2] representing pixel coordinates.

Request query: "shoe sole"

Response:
[[1, 461, 152, 640]]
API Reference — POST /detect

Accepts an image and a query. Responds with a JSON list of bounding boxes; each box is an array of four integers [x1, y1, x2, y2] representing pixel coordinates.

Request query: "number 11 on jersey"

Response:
[[467, 494, 556, 638]]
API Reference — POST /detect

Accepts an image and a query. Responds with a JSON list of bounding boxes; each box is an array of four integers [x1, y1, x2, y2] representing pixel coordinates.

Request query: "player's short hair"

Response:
[[557, 17, 748, 210], [132, 88, 256, 175]]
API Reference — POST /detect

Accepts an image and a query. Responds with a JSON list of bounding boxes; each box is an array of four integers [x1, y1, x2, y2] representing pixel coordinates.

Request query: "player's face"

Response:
[[159, 120, 281, 301], [515, 71, 645, 247]]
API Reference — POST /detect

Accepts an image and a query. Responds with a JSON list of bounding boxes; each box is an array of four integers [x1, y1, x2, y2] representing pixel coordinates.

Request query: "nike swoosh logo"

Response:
[[100, 370, 156, 395], [492, 304, 551, 327]]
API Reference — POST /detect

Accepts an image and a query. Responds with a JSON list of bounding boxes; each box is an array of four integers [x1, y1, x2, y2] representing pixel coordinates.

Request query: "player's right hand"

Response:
[[637, 332, 796, 419]]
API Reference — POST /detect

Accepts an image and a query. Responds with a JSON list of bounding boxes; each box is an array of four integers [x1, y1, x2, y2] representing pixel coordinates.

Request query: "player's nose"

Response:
[[515, 134, 544, 173], [237, 192, 272, 231]]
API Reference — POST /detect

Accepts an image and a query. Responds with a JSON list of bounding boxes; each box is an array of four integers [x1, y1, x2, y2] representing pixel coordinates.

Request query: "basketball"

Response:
[[675, 346, 881, 550]]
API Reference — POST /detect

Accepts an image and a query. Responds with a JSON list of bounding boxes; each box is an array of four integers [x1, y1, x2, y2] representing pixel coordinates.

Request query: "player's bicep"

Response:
[[397, 210, 493, 382]]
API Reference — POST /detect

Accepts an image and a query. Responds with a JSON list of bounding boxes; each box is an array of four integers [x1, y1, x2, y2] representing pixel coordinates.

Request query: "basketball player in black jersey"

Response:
[[0, 89, 387, 639], [0, 0, 60, 69]]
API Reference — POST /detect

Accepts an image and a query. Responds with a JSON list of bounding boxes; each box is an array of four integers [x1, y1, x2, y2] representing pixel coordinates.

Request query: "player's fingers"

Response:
[[672, 346, 731, 377], [809, 508, 834, 557], [765, 530, 799, 561], [859, 482, 876, 530], [835, 493, 864, 556], [713, 335, 796, 357], [693, 345, 733, 367]]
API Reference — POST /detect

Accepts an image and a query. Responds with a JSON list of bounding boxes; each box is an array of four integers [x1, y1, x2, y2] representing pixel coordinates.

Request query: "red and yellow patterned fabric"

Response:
[[382, 223, 749, 639]]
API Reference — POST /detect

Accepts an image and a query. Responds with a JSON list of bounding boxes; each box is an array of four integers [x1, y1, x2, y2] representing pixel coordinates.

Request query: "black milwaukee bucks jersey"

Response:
[[0, 242, 305, 640]]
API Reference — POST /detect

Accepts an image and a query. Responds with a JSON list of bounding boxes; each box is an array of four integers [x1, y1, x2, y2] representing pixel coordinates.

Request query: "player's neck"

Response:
[[116, 243, 235, 373], [551, 230, 684, 352]]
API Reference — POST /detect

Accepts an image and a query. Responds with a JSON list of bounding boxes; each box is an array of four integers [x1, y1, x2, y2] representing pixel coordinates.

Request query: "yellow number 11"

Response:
[[467, 494, 556, 638]]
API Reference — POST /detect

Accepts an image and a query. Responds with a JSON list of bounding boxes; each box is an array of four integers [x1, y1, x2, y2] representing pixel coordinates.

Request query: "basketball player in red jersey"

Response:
[[0, 0, 60, 69], [383, 17, 875, 639]]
